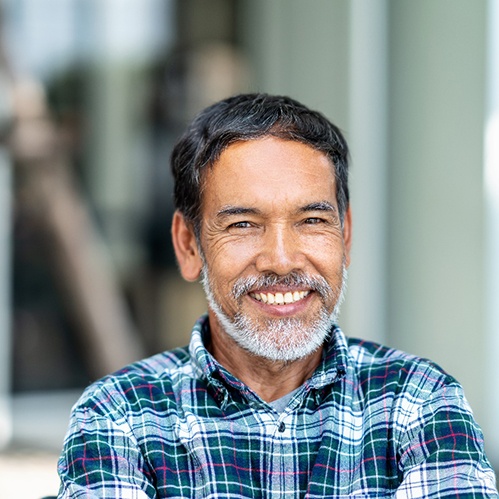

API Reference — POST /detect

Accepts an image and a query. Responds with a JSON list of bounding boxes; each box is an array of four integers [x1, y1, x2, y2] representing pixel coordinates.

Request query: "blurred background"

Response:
[[0, 0, 498, 496]]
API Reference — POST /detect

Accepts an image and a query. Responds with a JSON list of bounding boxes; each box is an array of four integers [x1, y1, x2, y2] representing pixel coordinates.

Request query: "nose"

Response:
[[255, 224, 306, 275]]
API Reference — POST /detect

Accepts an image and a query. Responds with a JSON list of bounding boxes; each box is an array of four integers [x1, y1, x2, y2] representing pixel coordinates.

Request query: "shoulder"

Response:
[[343, 337, 486, 451], [73, 346, 194, 420], [114, 345, 192, 381], [345, 337, 458, 401]]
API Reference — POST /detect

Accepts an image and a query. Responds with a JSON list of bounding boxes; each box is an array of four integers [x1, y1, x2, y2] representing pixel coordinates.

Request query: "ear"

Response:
[[342, 206, 352, 268], [171, 210, 203, 281]]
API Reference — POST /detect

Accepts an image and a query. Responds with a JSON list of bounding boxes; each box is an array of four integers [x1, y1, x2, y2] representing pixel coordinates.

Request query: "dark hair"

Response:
[[171, 93, 349, 234]]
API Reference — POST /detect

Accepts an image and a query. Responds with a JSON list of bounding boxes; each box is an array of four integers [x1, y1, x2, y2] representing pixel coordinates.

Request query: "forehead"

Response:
[[202, 137, 337, 211]]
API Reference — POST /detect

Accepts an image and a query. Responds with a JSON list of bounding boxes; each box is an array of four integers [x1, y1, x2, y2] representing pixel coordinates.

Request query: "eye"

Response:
[[303, 217, 325, 225], [228, 221, 252, 229]]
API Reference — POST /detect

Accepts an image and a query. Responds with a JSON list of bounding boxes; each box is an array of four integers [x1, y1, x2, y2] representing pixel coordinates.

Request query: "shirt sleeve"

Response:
[[395, 382, 498, 498], [57, 388, 156, 499]]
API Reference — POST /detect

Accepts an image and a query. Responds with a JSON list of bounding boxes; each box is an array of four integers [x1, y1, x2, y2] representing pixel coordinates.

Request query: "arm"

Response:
[[395, 383, 498, 498], [57, 389, 156, 498]]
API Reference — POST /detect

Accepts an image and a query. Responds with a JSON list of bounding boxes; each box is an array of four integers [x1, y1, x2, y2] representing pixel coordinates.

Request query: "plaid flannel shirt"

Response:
[[58, 315, 498, 498]]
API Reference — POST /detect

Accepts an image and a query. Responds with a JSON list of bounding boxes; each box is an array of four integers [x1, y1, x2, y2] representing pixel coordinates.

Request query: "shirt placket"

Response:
[[249, 396, 302, 498]]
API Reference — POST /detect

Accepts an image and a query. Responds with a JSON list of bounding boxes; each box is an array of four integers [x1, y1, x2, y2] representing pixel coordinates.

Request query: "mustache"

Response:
[[231, 271, 334, 301]]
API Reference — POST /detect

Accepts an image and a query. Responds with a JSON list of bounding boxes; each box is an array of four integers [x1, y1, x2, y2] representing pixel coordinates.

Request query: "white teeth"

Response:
[[251, 290, 310, 305]]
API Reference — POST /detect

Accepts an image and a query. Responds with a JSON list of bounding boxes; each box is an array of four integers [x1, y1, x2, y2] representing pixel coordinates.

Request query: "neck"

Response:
[[207, 313, 324, 402]]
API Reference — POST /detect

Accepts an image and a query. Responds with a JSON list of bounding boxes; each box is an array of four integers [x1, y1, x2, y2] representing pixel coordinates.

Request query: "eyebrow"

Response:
[[216, 202, 337, 219], [299, 201, 337, 213], [216, 206, 262, 218]]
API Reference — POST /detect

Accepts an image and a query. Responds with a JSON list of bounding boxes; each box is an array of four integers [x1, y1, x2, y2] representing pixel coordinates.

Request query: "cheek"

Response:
[[206, 238, 260, 273], [306, 241, 346, 274], [206, 248, 254, 295]]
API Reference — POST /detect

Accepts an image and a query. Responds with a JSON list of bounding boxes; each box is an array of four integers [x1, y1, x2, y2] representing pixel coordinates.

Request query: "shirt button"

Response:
[[278, 422, 286, 432]]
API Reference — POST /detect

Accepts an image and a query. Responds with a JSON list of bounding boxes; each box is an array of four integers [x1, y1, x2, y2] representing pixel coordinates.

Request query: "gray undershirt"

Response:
[[268, 387, 301, 413]]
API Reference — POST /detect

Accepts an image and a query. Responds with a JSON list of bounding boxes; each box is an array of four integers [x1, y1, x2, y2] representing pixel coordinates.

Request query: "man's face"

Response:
[[190, 137, 351, 361]]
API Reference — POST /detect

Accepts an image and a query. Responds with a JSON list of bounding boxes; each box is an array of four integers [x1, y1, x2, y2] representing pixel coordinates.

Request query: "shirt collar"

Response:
[[188, 314, 349, 394], [305, 325, 349, 389]]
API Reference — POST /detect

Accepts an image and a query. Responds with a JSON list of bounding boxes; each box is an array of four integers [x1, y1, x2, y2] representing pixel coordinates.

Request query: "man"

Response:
[[58, 94, 497, 498]]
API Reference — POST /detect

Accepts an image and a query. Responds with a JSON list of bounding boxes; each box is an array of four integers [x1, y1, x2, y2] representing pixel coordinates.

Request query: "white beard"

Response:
[[201, 266, 348, 362]]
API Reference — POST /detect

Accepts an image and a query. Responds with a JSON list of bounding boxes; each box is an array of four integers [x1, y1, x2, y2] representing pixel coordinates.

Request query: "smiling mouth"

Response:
[[249, 290, 310, 305]]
